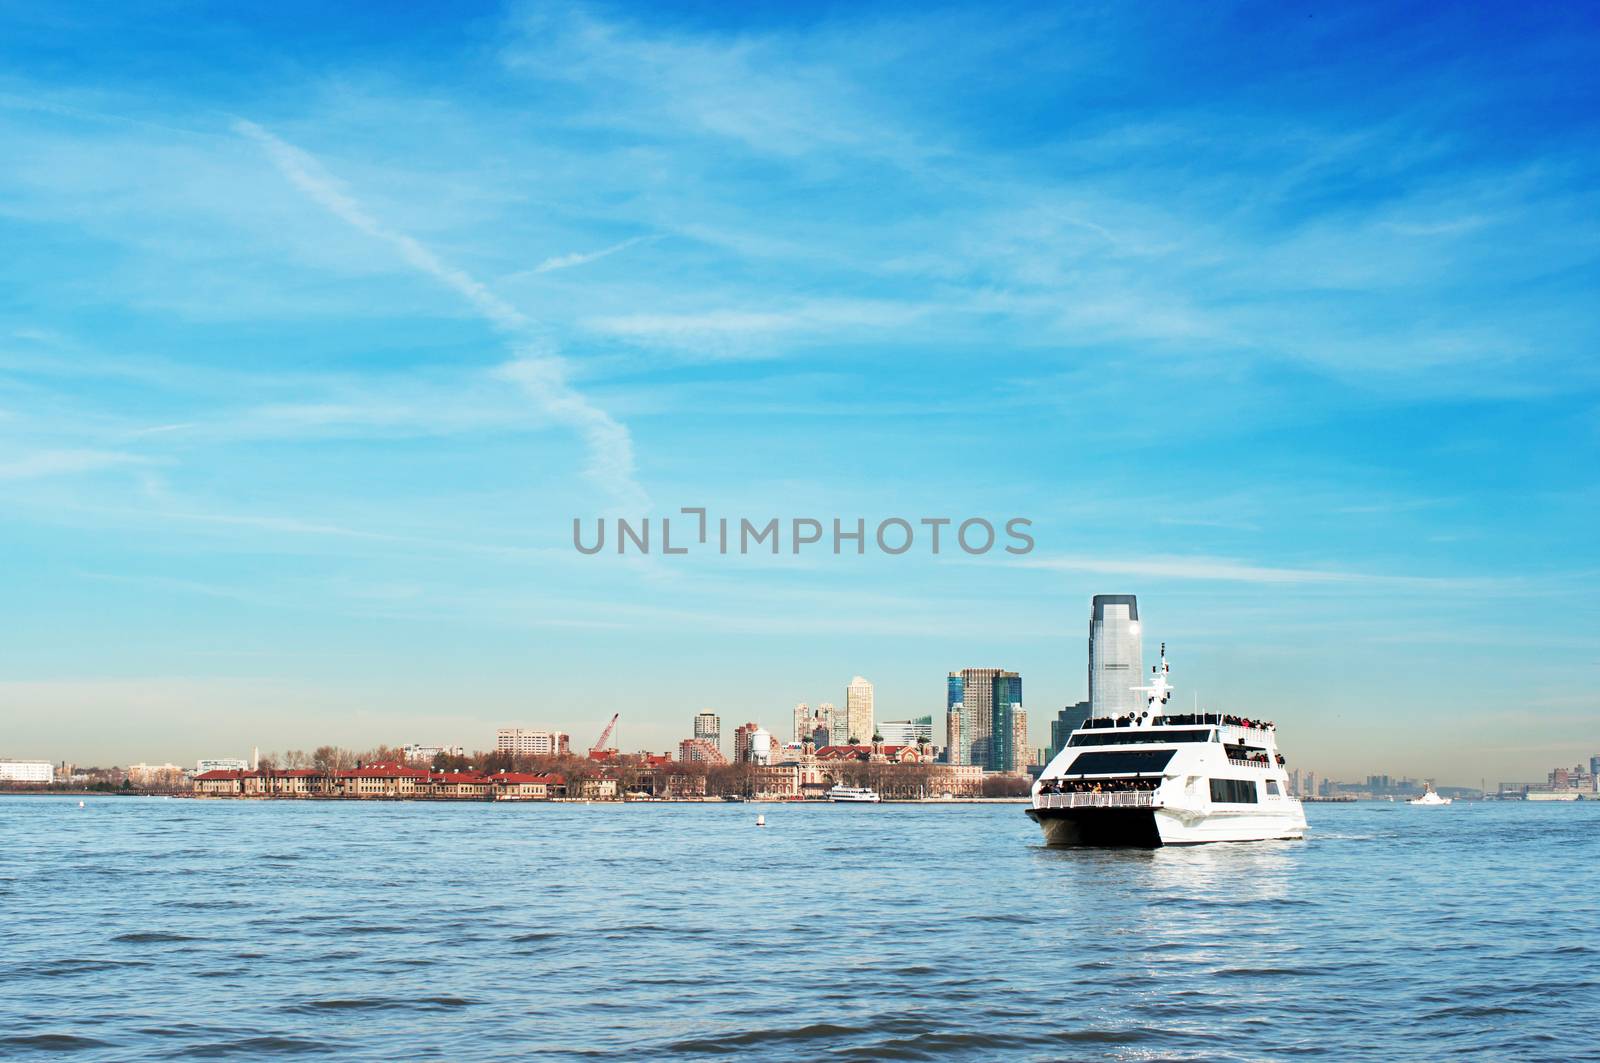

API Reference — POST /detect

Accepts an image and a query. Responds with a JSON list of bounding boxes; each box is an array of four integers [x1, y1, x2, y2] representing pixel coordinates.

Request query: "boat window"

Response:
[[1062, 749, 1177, 776], [1209, 778, 1259, 803], [1068, 729, 1213, 747], [1265, 780, 1281, 796]]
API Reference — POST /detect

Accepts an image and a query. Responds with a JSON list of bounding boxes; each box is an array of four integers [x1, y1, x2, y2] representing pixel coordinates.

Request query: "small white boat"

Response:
[[828, 786, 881, 803], [1409, 789, 1452, 806]]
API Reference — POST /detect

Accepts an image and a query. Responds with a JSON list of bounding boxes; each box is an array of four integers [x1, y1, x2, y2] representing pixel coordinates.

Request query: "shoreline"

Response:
[[1, 791, 1031, 804]]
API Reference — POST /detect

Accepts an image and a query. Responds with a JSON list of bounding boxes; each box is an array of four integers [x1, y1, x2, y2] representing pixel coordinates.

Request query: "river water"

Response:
[[2, 797, 1595, 1060]]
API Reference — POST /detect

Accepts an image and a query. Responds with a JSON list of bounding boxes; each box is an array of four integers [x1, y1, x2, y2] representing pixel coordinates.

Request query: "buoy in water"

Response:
[[755, 814, 766, 827], [78, 801, 85, 808]]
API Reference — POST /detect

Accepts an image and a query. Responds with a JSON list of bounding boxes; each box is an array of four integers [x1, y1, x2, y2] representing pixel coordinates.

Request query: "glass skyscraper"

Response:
[[1049, 700, 1091, 760], [1088, 594, 1143, 718], [947, 668, 1022, 771], [990, 672, 1024, 774]]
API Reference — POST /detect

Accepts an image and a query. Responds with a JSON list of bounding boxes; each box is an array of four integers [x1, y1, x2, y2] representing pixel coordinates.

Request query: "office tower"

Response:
[[879, 716, 934, 746], [1591, 755, 1600, 778], [950, 668, 1022, 771], [845, 677, 874, 744], [1049, 701, 1091, 760], [693, 712, 721, 755], [792, 703, 811, 744], [992, 672, 1024, 773], [1089, 594, 1143, 718], [950, 668, 992, 766]]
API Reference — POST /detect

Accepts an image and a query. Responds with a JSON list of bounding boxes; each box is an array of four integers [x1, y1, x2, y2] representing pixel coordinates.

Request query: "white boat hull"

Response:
[[1029, 802, 1307, 847]]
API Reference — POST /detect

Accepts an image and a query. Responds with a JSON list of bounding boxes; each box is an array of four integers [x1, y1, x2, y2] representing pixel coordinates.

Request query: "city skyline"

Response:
[[2, 3, 1597, 783]]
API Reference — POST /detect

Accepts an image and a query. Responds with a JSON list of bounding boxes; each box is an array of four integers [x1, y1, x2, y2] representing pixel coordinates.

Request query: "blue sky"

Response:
[[1, 1, 1596, 783]]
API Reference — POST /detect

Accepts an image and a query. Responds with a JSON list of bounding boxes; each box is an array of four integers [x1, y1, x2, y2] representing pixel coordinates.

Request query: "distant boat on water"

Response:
[[1409, 788, 1452, 806], [828, 786, 881, 803]]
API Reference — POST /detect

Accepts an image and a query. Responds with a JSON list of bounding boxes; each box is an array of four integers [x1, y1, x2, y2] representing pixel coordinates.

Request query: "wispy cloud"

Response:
[[0, 448, 147, 480], [534, 234, 657, 273], [1022, 554, 1502, 591], [233, 119, 647, 511]]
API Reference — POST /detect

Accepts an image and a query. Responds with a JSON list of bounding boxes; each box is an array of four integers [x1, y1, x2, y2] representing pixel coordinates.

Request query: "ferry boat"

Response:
[[1027, 643, 1307, 847], [1408, 788, 1452, 806], [828, 785, 881, 803]]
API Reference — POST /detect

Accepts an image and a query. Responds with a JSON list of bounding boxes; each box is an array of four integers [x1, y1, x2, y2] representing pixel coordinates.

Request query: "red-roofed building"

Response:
[[490, 772, 566, 800], [427, 770, 492, 799], [336, 761, 430, 798], [193, 769, 251, 796], [193, 768, 329, 797]]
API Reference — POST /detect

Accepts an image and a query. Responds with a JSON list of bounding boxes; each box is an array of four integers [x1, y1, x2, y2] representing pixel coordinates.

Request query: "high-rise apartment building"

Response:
[[992, 672, 1025, 774], [677, 738, 726, 764], [1049, 701, 1091, 760], [947, 668, 1023, 771], [1089, 594, 1143, 718], [693, 712, 721, 755], [1007, 706, 1029, 773], [845, 677, 874, 744], [495, 729, 571, 757], [792, 703, 811, 744], [817, 702, 838, 745]]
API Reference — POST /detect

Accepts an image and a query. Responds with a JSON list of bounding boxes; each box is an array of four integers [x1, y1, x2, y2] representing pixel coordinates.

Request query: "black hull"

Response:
[[1026, 807, 1163, 848]]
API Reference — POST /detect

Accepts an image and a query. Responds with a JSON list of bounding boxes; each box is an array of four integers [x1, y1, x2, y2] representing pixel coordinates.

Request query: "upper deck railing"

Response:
[[1032, 791, 1158, 810]]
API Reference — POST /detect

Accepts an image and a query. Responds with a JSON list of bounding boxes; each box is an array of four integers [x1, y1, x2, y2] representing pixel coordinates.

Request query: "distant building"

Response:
[[793, 704, 833, 746], [495, 729, 571, 757], [879, 716, 934, 745], [402, 743, 464, 764], [196, 758, 250, 774], [1007, 706, 1029, 774], [947, 668, 1023, 771], [817, 702, 839, 744], [677, 737, 726, 765], [0, 760, 54, 784], [733, 722, 771, 763], [1049, 701, 1091, 760], [1089, 594, 1142, 718], [693, 712, 721, 755], [845, 677, 874, 744]]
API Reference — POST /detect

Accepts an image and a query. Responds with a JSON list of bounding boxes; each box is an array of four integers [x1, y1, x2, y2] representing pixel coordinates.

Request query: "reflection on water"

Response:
[[3, 798, 1597, 1060]]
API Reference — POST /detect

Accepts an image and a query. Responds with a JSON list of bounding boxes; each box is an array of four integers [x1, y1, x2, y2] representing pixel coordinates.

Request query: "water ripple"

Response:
[[2, 797, 1597, 1060]]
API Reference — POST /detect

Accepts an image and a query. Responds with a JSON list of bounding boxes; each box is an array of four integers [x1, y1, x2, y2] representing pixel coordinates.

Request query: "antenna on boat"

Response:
[[1133, 642, 1174, 717]]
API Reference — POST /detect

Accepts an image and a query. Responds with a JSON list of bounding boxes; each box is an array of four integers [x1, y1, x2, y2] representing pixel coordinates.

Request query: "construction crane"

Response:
[[589, 713, 620, 758]]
